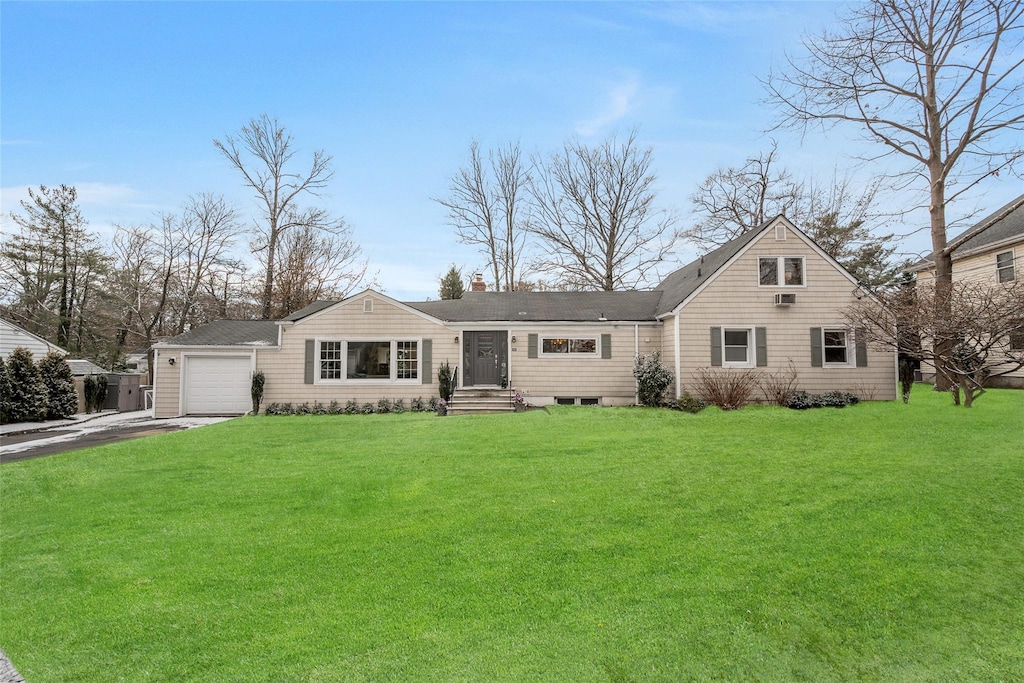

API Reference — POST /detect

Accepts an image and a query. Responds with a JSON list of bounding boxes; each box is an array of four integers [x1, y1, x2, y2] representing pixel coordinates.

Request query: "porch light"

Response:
[[454, 335, 459, 344], [511, 336, 517, 343], [168, 357, 175, 366]]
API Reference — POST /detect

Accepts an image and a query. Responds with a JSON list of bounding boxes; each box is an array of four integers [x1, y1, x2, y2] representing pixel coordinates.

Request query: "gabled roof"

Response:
[[407, 290, 664, 322], [156, 320, 279, 347], [653, 220, 772, 316], [0, 317, 69, 357], [282, 300, 337, 322], [910, 193, 1024, 271]]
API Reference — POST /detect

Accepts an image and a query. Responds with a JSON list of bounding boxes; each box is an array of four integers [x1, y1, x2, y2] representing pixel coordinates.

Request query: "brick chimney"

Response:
[[471, 273, 486, 292]]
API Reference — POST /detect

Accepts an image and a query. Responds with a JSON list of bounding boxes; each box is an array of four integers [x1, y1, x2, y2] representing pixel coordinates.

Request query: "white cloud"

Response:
[[575, 76, 642, 137]]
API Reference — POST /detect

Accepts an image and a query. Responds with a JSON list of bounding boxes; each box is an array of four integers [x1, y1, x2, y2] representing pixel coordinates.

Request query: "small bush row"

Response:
[[786, 391, 860, 410], [263, 397, 439, 416]]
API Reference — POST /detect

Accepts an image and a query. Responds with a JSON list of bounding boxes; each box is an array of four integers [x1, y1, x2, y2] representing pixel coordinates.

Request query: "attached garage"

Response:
[[183, 354, 253, 415]]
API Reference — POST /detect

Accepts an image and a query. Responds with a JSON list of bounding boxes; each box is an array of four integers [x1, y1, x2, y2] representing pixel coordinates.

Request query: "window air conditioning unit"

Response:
[[774, 293, 796, 306]]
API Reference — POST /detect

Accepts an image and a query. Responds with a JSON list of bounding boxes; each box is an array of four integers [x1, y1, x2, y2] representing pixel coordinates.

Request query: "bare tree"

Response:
[[171, 193, 244, 333], [215, 115, 346, 319], [529, 131, 678, 291], [686, 141, 800, 250], [271, 223, 370, 317], [847, 279, 1024, 406], [765, 0, 1024, 385], [435, 140, 531, 291]]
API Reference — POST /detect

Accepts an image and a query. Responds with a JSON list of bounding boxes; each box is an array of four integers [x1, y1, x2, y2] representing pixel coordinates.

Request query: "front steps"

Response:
[[448, 388, 516, 415]]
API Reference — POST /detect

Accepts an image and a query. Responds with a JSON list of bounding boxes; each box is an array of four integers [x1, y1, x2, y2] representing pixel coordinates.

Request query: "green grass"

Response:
[[2, 387, 1023, 682]]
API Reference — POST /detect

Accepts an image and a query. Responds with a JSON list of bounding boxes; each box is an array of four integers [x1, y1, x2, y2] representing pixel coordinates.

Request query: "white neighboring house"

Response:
[[0, 318, 68, 360]]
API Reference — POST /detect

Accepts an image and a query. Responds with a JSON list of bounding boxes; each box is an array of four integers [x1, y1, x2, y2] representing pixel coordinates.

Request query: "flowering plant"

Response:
[[513, 392, 526, 410], [436, 398, 448, 416]]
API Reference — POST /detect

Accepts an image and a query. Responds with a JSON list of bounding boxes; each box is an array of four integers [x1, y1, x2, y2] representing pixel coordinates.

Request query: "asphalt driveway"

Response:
[[1, 411, 234, 463]]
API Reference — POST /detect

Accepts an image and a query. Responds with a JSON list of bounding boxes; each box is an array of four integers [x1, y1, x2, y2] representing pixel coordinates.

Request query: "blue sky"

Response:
[[2, 1, 1017, 301]]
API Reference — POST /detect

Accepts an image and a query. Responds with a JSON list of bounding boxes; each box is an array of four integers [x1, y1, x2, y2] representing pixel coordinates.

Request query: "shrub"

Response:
[[786, 391, 860, 410], [899, 358, 915, 404], [360, 402, 376, 414], [265, 402, 293, 415], [0, 357, 11, 424], [38, 351, 78, 419], [513, 392, 526, 411], [692, 368, 761, 411], [327, 400, 342, 415], [391, 398, 405, 413], [410, 396, 425, 412], [5, 347, 48, 423], [345, 399, 359, 414], [759, 361, 799, 407], [438, 362, 454, 402], [376, 398, 392, 413], [675, 392, 707, 414], [93, 374, 108, 411], [428, 396, 439, 412], [251, 371, 265, 415], [633, 351, 673, 407], [311, 401, 328, 415], [436, 398, 448, 416]]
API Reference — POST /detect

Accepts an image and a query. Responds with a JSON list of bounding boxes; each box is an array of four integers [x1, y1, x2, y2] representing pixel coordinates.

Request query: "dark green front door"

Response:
[[464, 331, 506, 386]]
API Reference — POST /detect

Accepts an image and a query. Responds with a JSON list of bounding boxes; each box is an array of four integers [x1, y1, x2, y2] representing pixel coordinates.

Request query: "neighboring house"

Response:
[[125, 349, 150, 375], [67, 359, 108, 376], [910, 193, 1024, 388], [0, 318, 69, 359], [153, 216, 897, 417]]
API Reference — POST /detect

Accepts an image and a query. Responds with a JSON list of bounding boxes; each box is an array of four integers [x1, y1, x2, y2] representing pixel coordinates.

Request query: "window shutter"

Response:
[[601, 334, 612, 359], [304, 339, 315, 384], [755, 327, 768, 367], [710, 327, 722, 367], [422, 339, 432, 383], [855, 328, 868, 367], [528, 334, 538, 358], [810, 328, 823, 367]]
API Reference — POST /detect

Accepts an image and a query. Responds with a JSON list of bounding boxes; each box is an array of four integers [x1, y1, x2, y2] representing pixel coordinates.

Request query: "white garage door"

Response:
[[184, 355, 252, 415]]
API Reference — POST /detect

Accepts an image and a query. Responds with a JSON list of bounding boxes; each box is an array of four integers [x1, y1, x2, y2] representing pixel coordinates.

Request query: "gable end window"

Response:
[[759, 257, 804, 286], [996, 250, 1015, 283]]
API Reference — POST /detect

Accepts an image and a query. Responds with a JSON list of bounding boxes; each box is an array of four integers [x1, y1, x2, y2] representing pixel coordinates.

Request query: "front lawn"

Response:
[[2, 387, 1023, 681]]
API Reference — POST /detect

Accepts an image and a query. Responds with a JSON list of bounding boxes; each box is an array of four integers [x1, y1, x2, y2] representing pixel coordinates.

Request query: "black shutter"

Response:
[[528, 334, 538, 358], [810, 328, 823, 368], [755, 327, 768, 367], [422, 339, 432, 382], [855, 328, 868, 367], [601, 334, 612, 359], [710, 327, 722, 367], [304, 339, 315, 384]]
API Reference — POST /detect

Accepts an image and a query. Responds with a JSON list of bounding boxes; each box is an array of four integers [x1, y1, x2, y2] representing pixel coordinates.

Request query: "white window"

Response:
[[722, 328, 753, 367], [997, 250, 1015, 283], [822, 328, 851, 366], [759, 256, 805, 286], [541, 337, 598, 355], [318, 339, 420, 383], [320, 341, 343, 380]]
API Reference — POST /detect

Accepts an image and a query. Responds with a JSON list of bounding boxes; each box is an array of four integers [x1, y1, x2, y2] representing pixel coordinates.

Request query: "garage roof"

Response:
[[157, 320, 279, 347]]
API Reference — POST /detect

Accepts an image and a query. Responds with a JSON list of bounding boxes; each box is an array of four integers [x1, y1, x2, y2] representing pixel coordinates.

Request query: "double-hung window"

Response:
[[822, 328, 851, 366], [722, 328, 753, 367], [759, 257, 805, 286], [320, 341, 343, 380], [997, 250, 1015, 283]]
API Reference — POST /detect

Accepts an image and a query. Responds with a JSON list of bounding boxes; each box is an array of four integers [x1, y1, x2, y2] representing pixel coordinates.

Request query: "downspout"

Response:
[[674, 314, 681, 398], [634, 324, 639, 404]]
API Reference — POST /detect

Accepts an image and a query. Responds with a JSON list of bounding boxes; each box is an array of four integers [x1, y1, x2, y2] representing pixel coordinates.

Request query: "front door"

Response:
[[464, 331, 506, 386]]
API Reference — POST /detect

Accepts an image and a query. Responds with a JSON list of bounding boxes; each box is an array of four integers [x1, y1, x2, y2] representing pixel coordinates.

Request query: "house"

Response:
[[910, 193, 1024, 388], [152, 216, 897, 417], [0, 318, 69, 360]]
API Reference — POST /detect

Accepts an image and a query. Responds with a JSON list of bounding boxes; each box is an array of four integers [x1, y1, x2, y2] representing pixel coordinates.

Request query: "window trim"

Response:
[[821, 327, 853, 368], [720, 326, 755, 368], [314, 337, 422, 385], [538, 335, 600, 357], [758, 256, 807, 288], [996, 249, 1015, 283]]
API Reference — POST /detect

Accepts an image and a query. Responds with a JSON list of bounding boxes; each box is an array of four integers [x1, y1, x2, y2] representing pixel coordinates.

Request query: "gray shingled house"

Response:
[[152, 216, 897, 417]]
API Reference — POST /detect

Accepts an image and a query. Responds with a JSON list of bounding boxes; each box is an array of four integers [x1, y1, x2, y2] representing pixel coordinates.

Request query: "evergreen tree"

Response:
[[5, 347, 48, 423], [38, 351, 79, 419], [439, 265, 466, 299], [0, 357, 11, 424]]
